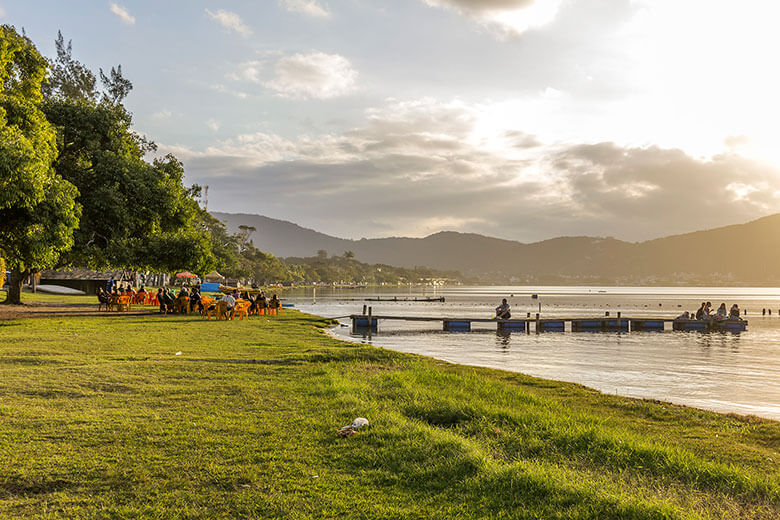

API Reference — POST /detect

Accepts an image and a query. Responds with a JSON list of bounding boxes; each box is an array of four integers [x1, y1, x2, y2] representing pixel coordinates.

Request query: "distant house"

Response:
[[204, 270, 225, 283], [38, 269, 134, 294]]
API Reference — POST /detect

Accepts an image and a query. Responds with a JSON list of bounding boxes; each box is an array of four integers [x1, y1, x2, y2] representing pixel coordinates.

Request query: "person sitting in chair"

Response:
[[97, 288, 110, 309], [221, 292, 236, 313], [495, 298, 511, 319]]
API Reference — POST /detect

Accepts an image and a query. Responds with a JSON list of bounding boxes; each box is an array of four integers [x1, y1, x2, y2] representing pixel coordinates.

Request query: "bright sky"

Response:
[[5, 0, 780, 242]]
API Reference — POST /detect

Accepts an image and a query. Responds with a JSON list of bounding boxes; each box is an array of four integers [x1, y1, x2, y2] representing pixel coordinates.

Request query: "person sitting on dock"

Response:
[[675, 311, 690, 320], [729, 304, 741, 320], [495, 299, 511, 319], [715, 303, 728, 321], [695, 302, 707, 320]]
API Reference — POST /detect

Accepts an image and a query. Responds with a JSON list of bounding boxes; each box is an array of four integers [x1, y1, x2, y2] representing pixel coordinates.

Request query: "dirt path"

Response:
[[0, 301, 158, 321]]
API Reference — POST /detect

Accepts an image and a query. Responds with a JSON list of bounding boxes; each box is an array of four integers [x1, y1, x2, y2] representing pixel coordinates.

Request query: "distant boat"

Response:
[[598, 290, 607, 294], [35, 284, 86, 295]]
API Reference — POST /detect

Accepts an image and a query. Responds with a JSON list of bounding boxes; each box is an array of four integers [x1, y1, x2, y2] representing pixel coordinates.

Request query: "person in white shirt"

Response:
[[221, 293, 236, 312]]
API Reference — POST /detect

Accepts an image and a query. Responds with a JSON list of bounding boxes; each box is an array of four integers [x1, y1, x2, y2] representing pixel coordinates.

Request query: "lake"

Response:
[[282, 286, 780, 420]]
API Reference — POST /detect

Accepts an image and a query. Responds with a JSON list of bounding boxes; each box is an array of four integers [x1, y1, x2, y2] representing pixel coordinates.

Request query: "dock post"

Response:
[[535, 313, 540, 333], [362, 304, 367, 315], [617, 311, 622, 332], [367, 307, 373, 339]]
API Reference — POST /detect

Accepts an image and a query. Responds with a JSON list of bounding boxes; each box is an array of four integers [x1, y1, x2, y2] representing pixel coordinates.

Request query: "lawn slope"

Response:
[[0, 311, 777, 519]]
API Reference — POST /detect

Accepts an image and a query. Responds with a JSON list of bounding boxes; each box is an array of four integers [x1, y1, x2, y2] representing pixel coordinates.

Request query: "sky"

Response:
[[4, 0, 780, 243]]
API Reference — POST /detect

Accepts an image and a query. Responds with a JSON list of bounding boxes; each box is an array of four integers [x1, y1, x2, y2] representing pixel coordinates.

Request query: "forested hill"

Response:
[[212, 212, 780, 285]]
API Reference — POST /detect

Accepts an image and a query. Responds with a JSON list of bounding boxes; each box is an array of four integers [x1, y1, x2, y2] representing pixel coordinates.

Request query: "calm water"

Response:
[[284, 286, 780, 420]]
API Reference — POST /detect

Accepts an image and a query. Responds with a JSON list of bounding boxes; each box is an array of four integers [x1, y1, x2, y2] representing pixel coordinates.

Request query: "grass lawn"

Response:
[[0, 300, 778, 518]]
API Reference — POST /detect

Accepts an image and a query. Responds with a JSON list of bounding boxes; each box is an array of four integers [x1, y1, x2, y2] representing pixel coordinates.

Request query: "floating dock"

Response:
[[349, 313, 747, 333]]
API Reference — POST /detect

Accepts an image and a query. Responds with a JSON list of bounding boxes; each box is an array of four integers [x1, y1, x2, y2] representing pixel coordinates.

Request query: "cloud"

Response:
[[151, 110, 172, 120], [110, 3, 135, 25], [205, 9, 252, 36], [280, 0, 331, 18], [212, 83, 249, 99], [207, 119, 221, 132], [164, 97, 780, 242], [423, 0, 562, 36], [0, 7, 5, 19], [227, 60, 264, 84], [265, 52, 357, 99]]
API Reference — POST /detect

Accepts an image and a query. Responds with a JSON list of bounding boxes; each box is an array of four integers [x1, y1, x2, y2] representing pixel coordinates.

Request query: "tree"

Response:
[[42, 31, 97, 102], [316, 249, 328, 260], [41, 34, 214, 276], [99, 65, 132, 105], [0, 25, 80, 304], [343, 250, 355, 259]]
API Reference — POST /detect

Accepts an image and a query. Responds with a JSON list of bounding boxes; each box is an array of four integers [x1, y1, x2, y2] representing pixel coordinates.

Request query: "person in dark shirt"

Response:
[[695, 302, 706, 320], [189, 287, 201, 312], [495, 298, 511, 319]]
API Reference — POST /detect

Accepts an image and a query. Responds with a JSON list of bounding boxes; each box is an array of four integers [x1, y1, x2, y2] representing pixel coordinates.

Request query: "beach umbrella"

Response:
[[175, 272, 197, 278]]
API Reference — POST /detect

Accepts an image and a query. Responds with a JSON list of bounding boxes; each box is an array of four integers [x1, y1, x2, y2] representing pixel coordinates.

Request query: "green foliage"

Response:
[[0, 25, 80, 303], [41, 31, 97, 102], [0, 25, 62, 210], [285, 254, 464, 285], [0, 309, 776, 518]]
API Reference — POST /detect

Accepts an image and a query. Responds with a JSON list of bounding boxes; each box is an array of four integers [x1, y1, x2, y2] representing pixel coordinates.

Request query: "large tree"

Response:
[[0, 25, 80, 304], [42, 34, 214, 275]]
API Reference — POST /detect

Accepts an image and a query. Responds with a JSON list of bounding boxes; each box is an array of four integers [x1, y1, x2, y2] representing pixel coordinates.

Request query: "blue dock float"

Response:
[[352, 316, 378, 331], [630, 319, 666, 332], [672, 319, 747, 332], [497, 320, 528, 332], [571, 319, 628, 332], [538, 319, 565, 332], [443, 320, 471, 332], [604, 319, 629, 332]]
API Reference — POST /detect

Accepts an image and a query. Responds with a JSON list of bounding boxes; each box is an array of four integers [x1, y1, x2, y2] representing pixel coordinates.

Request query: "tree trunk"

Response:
[[2, 267, 25, 305]]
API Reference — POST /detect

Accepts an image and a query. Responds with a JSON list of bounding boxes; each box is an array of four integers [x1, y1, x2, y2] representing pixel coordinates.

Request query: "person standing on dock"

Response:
[[496, 299, 511, 319]]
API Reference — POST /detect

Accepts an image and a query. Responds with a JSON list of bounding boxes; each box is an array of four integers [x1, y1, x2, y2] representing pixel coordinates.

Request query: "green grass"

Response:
[[0, 306, 778, 519]]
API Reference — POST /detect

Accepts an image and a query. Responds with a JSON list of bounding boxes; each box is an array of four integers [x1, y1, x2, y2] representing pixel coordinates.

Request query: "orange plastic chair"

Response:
[[175, 296, 190, 314], [117, 295, 131, 312], [200, 297, 215, 318], [215, 301, 230, 321], [234, 301, 251, 320]]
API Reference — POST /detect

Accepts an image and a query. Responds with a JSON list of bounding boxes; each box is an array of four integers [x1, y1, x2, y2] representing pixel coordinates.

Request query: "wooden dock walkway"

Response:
[[349, 312, 748, 333]]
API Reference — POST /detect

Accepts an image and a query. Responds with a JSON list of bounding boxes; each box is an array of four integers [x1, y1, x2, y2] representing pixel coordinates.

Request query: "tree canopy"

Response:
[[0, 25, 80, 304], [41, 33, 214, 275]]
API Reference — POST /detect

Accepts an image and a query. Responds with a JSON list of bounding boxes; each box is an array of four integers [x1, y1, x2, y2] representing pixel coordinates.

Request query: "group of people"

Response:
[[201, 288, 280, 316], [156, 286, 202, 314], [97, 279, 282, 318], [677, 302, 742, 321], [97, 283, 146, 307]]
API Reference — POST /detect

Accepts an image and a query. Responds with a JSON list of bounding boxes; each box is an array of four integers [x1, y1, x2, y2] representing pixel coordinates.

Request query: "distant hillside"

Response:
[[212, 212, 780, 285]]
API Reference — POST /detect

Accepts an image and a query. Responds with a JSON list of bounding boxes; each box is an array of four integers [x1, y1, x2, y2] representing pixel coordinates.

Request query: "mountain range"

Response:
[[212, 212, 780, 285]]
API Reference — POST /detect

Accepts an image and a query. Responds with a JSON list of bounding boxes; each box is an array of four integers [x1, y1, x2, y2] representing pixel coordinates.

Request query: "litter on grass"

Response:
[[337, 417, 369, 437]]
